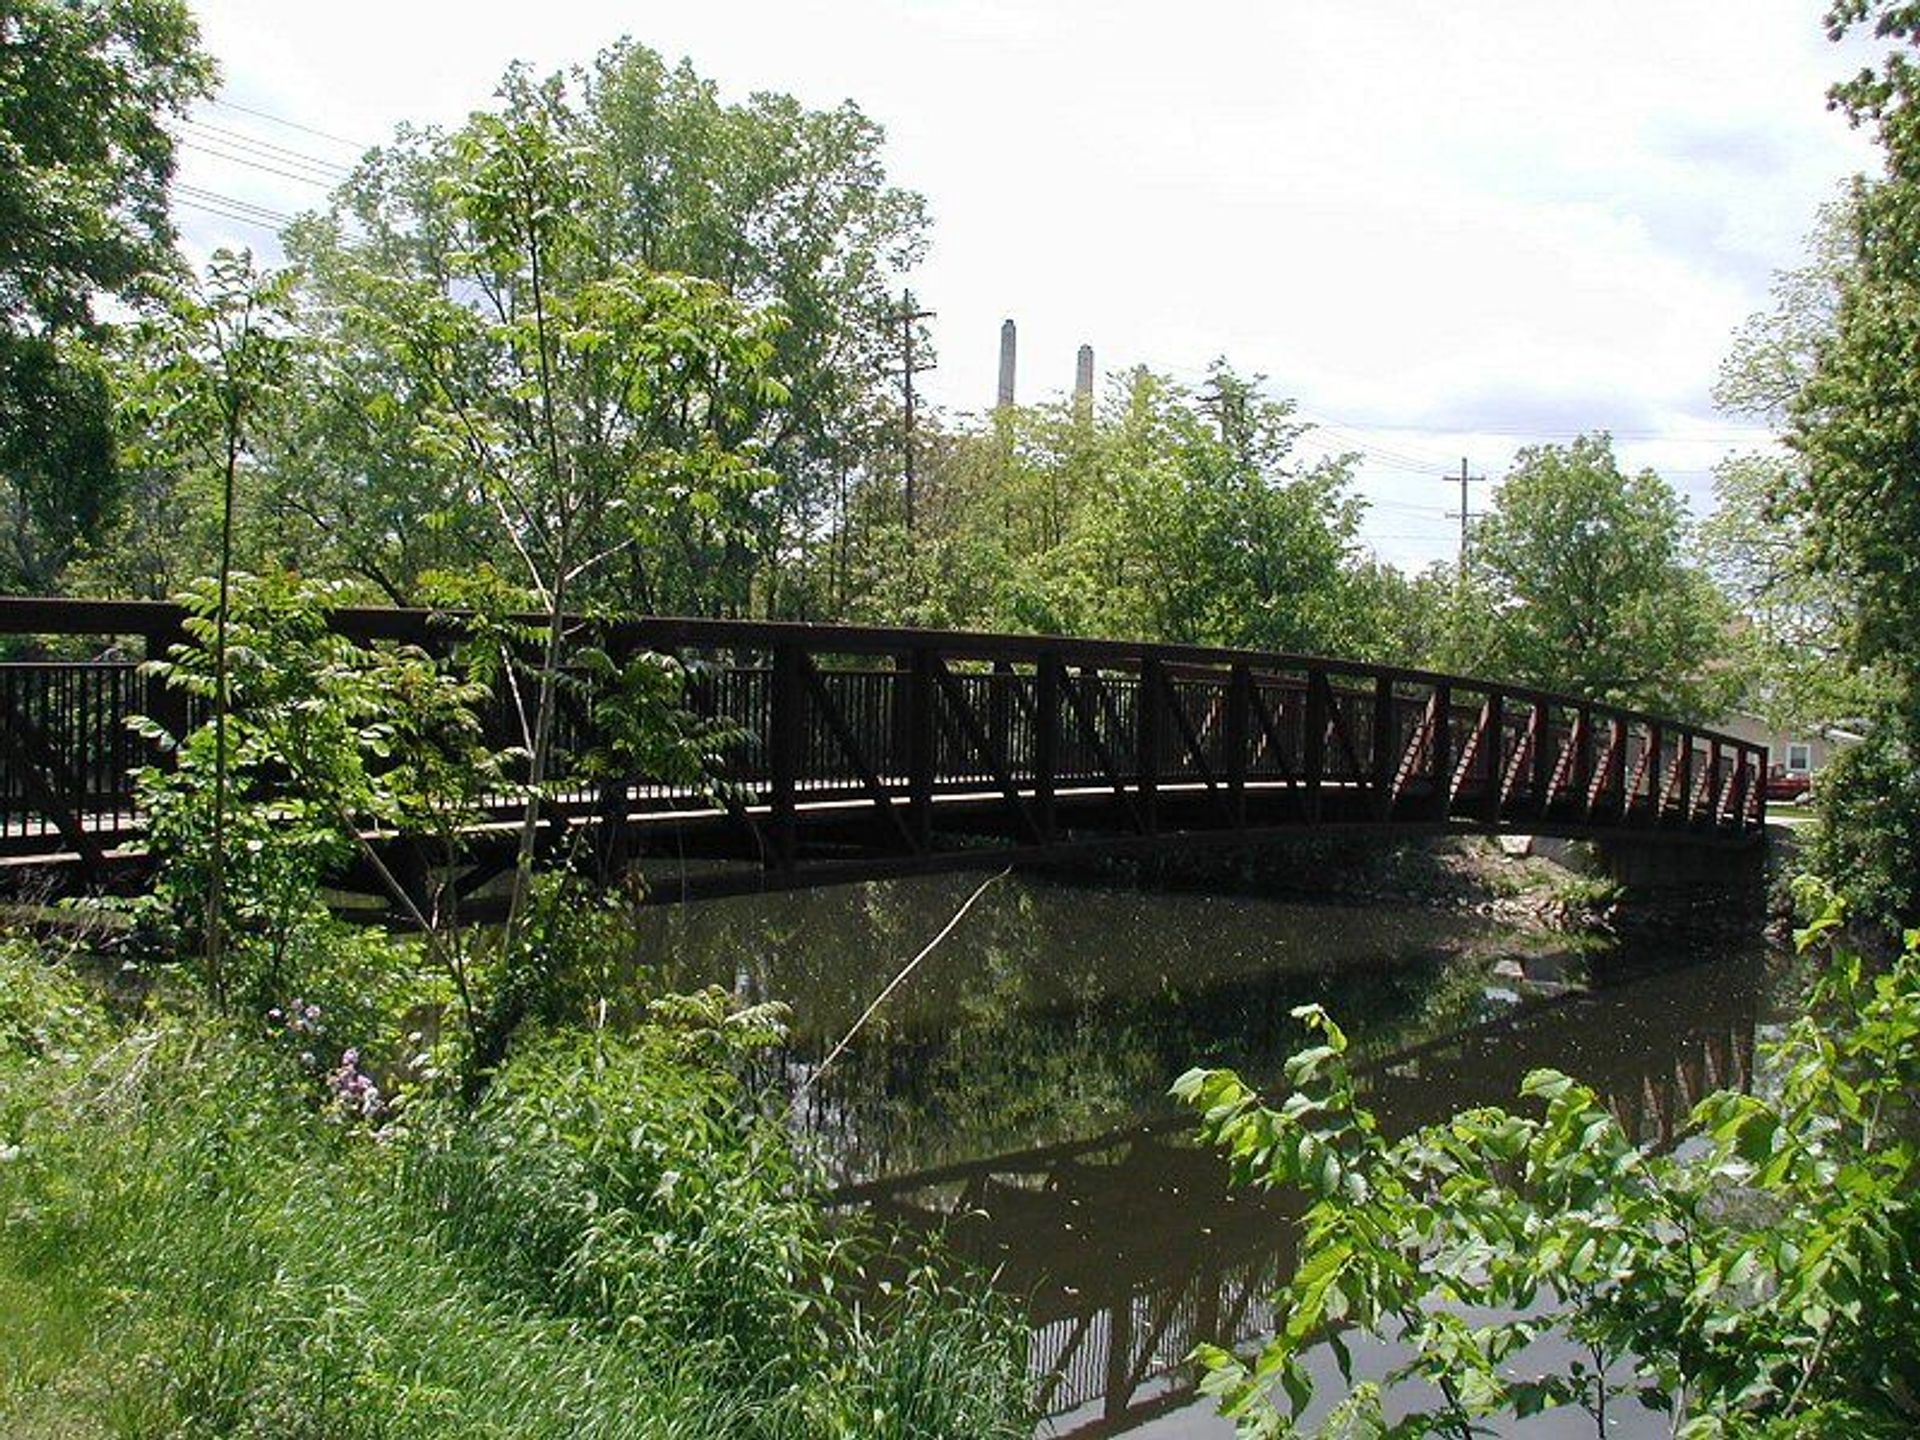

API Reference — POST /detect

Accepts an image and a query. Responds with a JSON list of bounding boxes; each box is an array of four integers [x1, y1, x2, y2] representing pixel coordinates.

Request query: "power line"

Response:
[[174, 197, 287, 232], [206, 96, 371, 152], [175, 184, 295, 226], [182, 119, 354, 177], [179, 138, 342, 188]]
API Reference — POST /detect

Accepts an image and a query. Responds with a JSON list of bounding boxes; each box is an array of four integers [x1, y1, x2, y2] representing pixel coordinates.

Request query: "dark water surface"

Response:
[[633, 871, 1779, 1437]]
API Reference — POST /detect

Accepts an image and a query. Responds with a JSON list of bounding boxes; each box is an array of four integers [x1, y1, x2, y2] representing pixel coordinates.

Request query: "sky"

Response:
[[172, 0, 1886, 573]]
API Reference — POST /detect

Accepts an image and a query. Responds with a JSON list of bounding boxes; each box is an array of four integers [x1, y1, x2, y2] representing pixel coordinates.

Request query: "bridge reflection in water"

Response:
[[832, 959, 1761, 1436]]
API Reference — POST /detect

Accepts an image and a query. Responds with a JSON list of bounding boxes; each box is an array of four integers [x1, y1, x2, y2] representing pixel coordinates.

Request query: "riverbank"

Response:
[[0, 940, 1033, 1439], [1022, 829, 1775, 941]]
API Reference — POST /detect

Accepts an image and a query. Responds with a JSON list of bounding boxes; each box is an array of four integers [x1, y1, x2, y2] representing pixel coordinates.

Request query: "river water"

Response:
[[633, 865, 1781, 1438]]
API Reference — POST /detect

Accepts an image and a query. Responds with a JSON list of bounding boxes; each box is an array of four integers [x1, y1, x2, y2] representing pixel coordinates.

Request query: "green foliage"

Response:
[[0, 949, 1031, 1438], [1451, 434, 1738, 719], [1696, 451, 1878, 735], [1803, 723, 1920, 927], [0, 0, 214, 597], [0, 0, 213, 333], [1174, 886, 1920, 1437], [840, 363, 1386, 656], [1754, 5, 1920, 927], [0, 938, 103, 1068], [0, 333, 118, 594], [131, 572, 492, 1026], [265, 41, 910, 617]]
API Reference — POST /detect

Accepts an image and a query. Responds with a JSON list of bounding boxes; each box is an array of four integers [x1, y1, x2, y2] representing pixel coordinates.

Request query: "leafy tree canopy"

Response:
[[0, 0, 213, 595], [271, 42, 921, 614], [0, 0, 213, 334], [1455, 434, 1736, 719]]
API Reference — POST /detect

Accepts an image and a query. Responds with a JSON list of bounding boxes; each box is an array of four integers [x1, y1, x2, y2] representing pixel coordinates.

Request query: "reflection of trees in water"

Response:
[[847, 953, 1765, 1437], [631, 876, 1522, 1180], [620, 872, 1767, 1432]]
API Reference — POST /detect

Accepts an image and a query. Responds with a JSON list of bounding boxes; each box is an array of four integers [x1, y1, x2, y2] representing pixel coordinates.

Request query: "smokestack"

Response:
[[996, 319, 1016, 410], [1074, 344, 1094, 408]]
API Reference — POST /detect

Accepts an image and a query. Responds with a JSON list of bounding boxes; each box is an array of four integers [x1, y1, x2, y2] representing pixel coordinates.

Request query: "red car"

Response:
[[1765, 771, 1812, 802]]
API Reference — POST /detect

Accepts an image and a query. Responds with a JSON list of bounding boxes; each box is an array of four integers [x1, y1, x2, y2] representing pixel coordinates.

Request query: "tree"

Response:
[[272, 41, 921, 615], [1455, 435, 1736, 719], [123, 250, 300, 994], [0, 0, 214, 594], [838, 363, 1372, 655], [1177, 890, 1920, 1438], [1706, 203, 1878, 735], [1779, 2, 1920, 924]]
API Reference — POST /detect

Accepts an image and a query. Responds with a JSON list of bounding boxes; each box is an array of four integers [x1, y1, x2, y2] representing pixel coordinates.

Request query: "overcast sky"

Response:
[[173, 0, 1884, 572]]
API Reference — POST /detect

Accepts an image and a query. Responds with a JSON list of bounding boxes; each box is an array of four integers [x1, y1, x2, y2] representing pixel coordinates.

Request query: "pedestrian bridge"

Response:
[[0, 598, 1767, 901]]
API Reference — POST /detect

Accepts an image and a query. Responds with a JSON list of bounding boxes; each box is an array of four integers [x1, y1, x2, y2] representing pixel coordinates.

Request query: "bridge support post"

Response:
[[1483, 691, 1504, 825], [1035, 656, 1059, 842], [1530, 701, 1555, 824], [1431, 682, 1453, 822], [769, 641, 802, 871], [1227, 664, 1250, 828], [1304, 671, 1328, 823], [908, 646, 935, 852], [141, 617, 192, 752], [1646, 722, 1664, 828], [1371, 675, 1395, 820], [1137, 656, 1162, 834]]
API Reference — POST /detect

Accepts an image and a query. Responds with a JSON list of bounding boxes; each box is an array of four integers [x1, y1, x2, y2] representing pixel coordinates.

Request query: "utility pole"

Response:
[[1444, 457, 1488, 566], [892, 290, 935, 533]]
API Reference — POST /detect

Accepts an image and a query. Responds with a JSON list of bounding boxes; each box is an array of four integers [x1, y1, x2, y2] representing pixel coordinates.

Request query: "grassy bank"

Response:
[[0, 943, 1031, 1439]]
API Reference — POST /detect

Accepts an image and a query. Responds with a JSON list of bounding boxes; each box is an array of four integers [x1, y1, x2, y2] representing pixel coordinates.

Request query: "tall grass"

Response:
[[0, 948, 1031, 1439]]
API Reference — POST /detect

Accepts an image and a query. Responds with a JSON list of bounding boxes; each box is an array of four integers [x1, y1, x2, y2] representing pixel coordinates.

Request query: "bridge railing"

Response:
[[0, 597, 1768, 872]]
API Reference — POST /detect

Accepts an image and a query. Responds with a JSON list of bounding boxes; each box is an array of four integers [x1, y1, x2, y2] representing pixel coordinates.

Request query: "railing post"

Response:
[[1531, 700, 1555, 821], [1646, 722, 1664, 828], [1483, 690, 1504, 825], [1137, 654, 1162, 834], [1431, 681, 1453, 821], [1678, 731, 1695, 827], [141, 617, 192, 755], [1227, 664, 1250, 828], [1575, 704, 1594, 806], [908, 646, 936, 852], [768, 640, 803, 871], [1371, 675, 1395, 820], [1707, 741, 1724, 828], [1034, 655, 1058, 843], [1304, 669, 1328, 823]]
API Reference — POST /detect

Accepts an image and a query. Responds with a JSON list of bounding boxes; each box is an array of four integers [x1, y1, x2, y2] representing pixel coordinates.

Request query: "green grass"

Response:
[[0, 951, 1031, 1439]]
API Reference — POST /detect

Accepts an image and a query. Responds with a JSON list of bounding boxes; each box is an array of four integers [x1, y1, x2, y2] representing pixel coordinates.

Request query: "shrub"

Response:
[[1175, 884, 1920, 1437]]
